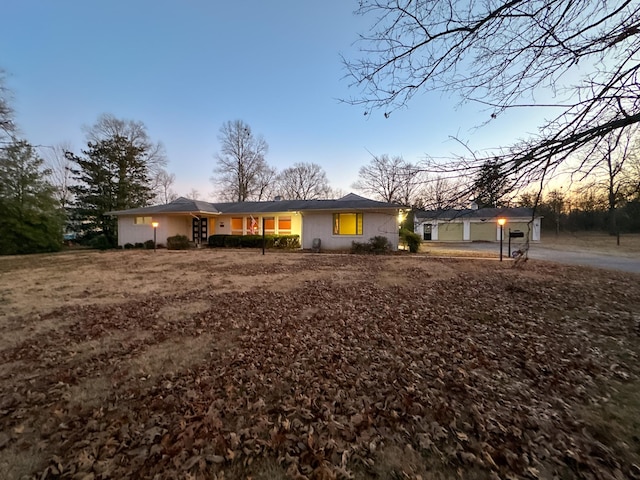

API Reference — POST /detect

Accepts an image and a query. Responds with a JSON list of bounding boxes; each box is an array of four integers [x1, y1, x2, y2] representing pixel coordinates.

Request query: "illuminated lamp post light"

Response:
[[497, 218, 506, 261], [152, 221, 159, 252]]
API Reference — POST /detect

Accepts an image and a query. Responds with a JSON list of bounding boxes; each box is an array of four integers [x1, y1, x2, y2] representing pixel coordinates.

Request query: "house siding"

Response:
[[301, 211, 399, 250], [117, 215, 193, 246]]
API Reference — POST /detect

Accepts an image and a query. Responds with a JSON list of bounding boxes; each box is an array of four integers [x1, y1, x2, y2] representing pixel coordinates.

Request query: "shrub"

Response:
[[370, 235, 391, 254], [224, 235, 242, 248], [400, 228, 421, 253], [124, 243, 134, 249], [143, 239, 156, 250], [351, 241, 371, 254], [208, 235, 229, 247], [134, 242, 144, 249], [167, 234, 190, 250], [208, 234, 300, 249], [273, 235, 300, 249], [351, 236, 393, 254], [90, 234, 112, 251]]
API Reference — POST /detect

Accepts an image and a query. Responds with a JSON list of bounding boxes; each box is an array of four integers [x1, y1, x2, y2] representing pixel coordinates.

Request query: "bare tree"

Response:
[[84, 113, 167, 174], [0, 70, 15, 141], [276, 162, 331, 200], [151, 170, 178, 204], [352, 154, 422, 205], [419, 176, 464, 210], [42, 141, 74, 209], [187, 188, 201, 200], [580, 127, 638, 236], [253, 165, 278, 201], [619, 133, 640, 200], [211, 120, 272, 202], [344, 1, 640, 189]]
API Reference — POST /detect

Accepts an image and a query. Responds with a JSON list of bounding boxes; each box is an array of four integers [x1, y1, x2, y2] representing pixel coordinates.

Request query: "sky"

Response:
[[3, 0, 553, 200]]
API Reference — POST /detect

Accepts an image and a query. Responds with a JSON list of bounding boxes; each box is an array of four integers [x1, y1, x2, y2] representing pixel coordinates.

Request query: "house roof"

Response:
[[108, 193, 400, 216], [108, 197, 221, 216], [415, 207, 537, 221]]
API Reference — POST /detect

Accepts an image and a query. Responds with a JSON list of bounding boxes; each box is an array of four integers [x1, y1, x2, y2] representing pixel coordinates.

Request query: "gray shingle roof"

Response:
[[415, 207, 537, 221], [108, 193, 399, 216], [108, 197, 221, 216]]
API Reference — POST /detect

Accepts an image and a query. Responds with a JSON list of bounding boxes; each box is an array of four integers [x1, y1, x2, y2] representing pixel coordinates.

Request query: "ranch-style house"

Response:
[[108, 193, 402, 250]]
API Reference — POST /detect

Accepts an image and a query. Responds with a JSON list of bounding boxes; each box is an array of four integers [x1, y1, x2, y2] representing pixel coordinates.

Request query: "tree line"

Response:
[[0, 81, 343, 254], [4, 0, 640, 255]]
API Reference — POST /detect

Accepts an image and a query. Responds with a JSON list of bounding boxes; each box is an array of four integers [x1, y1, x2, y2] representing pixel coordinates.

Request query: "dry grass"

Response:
[[0, 249, 639, 479], [541, 231, 640, 256]]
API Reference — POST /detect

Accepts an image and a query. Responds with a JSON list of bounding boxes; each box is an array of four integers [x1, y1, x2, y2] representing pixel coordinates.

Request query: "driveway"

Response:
[[425, 242, 640, 274]]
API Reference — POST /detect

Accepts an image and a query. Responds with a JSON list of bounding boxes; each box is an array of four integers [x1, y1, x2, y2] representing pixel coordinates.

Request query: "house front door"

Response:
[[192, 217, 208, 243]]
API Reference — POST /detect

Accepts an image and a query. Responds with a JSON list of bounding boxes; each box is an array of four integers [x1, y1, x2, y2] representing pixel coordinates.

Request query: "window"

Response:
[[278, 216, 291, 233], [231, 217, 243, 234], [263, 217, 275, 233], [333, 213, 363, 235], [134, 216, 152, 225]]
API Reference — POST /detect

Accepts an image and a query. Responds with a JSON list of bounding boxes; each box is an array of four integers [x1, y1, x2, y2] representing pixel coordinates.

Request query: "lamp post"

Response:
[[497, 218, 506, 261], [152, 221, 159, 252]]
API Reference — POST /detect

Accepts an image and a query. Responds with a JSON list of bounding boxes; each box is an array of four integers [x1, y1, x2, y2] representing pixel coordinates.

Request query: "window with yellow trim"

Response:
[[134, 216, 152, 225], [333, 213, 363, 235]]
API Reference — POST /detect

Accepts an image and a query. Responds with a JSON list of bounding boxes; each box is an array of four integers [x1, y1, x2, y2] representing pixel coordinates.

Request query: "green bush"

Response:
[[90, 234, 112, 251], [273, 235, 300, 249], [224, 235, 242, 248], [351, 241, 371, 254], [134, 242, 144, 249], [208, 234, 300, 249], [208, 234, 229, 247], [370, 236, 391, 253], [351, 236, 393, 254], [400, 228, 421, 253], [167, 234, 190, 250], [124, 243, 134, 249], [143, 239, 156, 250]]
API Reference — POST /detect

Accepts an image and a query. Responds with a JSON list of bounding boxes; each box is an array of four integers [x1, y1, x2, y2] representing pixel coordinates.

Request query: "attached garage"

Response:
[[414, 207, 542, 243], [505, 222, 533, 240], [437, 222, 464, 241], [470, 221, 499, 241]]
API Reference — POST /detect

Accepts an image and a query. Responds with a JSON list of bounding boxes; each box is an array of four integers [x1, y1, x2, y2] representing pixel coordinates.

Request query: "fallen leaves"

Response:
[[0, 254, 639, 479]]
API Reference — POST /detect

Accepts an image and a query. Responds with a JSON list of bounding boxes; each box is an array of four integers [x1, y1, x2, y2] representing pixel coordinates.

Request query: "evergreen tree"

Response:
[[0, 140, 64, 254], [473, 159, 512, 208], [67, 134, 154, 245]]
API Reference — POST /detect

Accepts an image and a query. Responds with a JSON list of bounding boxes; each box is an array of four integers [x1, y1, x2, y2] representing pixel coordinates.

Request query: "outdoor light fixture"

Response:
[[152, 221, 159, 252], [497, 218, 506, 261]]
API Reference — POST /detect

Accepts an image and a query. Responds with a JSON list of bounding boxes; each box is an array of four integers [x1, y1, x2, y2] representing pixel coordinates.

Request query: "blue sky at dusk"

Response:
[[3, 1, 551, 199]]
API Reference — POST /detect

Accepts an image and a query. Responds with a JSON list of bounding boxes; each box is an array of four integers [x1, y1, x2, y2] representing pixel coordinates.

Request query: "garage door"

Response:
[[438, 222, 463, 241], [470, 222, 498, 241]]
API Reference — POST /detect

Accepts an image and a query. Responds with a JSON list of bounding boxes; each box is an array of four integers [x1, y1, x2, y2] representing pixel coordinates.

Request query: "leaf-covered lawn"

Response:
[[0, 250, 639, 479]]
